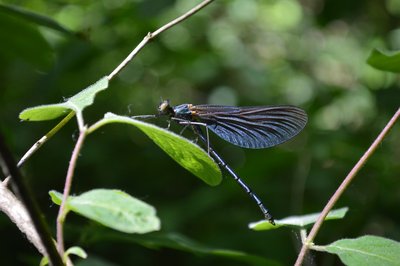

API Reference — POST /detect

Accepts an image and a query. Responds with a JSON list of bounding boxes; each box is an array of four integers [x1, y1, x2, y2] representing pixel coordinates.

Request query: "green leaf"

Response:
[[19, 76, 109, 121], [88, 113, 222, 186], [249, 207, 348, 231], [65, 246, 88, 259], [367, 48, 400, 73], [51, 189, 160, 234], [39, 256, 49, 266], [0, 4, 74, 35], [325, 235, 400, 266], [49, 190, 63, 206]]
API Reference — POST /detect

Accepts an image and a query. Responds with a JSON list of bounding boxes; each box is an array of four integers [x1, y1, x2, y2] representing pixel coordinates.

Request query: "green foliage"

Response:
[[19, 77, 109, 121], [249, 207, 348, 231], [367, 49, 400, 73], [65, 246, 88, 260], [50, 189, 160, 234], [325, 236, 400, 266], [40, 246, 87, 266], [1, 0, 399, 265], [88, 113, 222, 186]]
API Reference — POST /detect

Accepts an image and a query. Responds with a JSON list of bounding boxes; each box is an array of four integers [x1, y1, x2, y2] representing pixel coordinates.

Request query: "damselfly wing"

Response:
[[158, 101, 307, 149]]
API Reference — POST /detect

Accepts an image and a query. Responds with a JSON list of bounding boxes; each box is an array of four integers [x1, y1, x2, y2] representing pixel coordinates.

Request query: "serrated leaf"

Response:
[[67, 76, 109, 110], [51, 189, 160, 234], [325, 235, 400, 266], [65, 246, 87, 259], [88, 113, 222, 186], [249, 207, 348, 231], [19, 76, 109, 121], [367, 48, 400, 73]]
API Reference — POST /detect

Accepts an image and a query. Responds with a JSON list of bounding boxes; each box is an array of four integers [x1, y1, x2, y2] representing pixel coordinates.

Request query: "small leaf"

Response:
[[19, 76, 109, 121], [65, 246, 87, 259], [19, 104, 73, 121], [39, 256, 49, 266], [67, 76, 109, 111], [325, 235, 400, 266], [88, 113, 222, 186], [367, 48, 400, 73], [249, 207, 348, 231], [49, 190, 64, 205], [52, 189, 160, 234]]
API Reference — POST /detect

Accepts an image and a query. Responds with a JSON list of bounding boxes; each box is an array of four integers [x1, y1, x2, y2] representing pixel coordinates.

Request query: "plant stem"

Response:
[[107, 0, 214, 81], [0, 133, 64, 266], [3, 111, 75, 186], [56, 128, 87, 256], [294, 107, 400, 266]]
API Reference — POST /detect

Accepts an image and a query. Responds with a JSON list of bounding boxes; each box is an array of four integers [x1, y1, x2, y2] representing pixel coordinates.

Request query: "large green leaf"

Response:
[[249, 207, 348, 231], [326, 235, 400, 266], [19, 76, 109, 121], [87, 113, 222, 186], [50, 189, 160, 234], [367, 48, 400, 73]]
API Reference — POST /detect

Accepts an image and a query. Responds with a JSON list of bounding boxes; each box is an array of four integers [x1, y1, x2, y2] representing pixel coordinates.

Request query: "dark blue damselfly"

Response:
[[139, 100, 307, 224]]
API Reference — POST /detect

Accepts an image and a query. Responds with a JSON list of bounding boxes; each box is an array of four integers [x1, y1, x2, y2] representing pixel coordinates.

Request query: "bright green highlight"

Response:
[[88, 113, 222, 186], [19, 76, 109, 121], [249, 207, 348, 231], [50, 189, 160, 234]]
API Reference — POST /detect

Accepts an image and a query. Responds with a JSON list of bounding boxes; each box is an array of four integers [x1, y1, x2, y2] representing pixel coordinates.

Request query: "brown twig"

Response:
[[107, 0, 214, 81], [56, 128, 87, 256], [55, 0, 215, 257], [294, 107, 400, 266], [0, 133, 64, 266]]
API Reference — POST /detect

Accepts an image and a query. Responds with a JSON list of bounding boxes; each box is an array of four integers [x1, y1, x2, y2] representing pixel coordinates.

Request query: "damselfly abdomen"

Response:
[[157, 100, 308, 224]]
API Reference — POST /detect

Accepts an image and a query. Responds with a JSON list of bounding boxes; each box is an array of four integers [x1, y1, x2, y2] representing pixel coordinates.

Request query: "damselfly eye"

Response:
[[158, 100, 171, 114]]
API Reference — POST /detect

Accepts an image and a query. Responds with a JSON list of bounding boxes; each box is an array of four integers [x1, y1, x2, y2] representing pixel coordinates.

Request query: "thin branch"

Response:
[[56, 128, 87, 256], [295, 107, 400, 266], [107, 0, 214, 81], [0, 182, 45, 255], [0, 133, 64, 266], [3, 111, 75, 185]]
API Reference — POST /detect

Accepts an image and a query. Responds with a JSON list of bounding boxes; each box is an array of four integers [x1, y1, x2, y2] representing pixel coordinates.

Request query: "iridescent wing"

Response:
[[190, 105, 307, 149]]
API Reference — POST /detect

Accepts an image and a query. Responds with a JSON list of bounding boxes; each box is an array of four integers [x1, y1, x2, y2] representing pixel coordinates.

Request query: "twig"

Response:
[[3, 111, 75, 185], [0, 133, 64, 266], [0, 182, 45, 255], [55, 0, 215, 257], [56, 128, 87, 256], [295, 107, 400, 266], [107, 0, 214, 81]]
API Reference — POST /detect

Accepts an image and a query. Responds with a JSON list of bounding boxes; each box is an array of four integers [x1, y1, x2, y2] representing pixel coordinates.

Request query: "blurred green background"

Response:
[[0, 0, 399, 265]]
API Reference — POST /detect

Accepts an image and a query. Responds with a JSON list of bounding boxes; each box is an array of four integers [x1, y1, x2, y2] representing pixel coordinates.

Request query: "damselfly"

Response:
[[140, 100, 307, 224]]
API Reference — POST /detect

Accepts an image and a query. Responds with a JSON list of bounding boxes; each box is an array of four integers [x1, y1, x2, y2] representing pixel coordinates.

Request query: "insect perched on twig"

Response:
[[139, 100, 307, 224]]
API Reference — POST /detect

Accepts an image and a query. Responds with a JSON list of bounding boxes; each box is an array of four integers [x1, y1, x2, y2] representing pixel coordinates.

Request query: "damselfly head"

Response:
[[158, 100, 175, 116]]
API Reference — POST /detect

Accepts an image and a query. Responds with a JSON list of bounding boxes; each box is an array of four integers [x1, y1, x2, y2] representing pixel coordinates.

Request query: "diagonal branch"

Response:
[[107, 0, 215, 81], [295, 106, 400, 266]]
